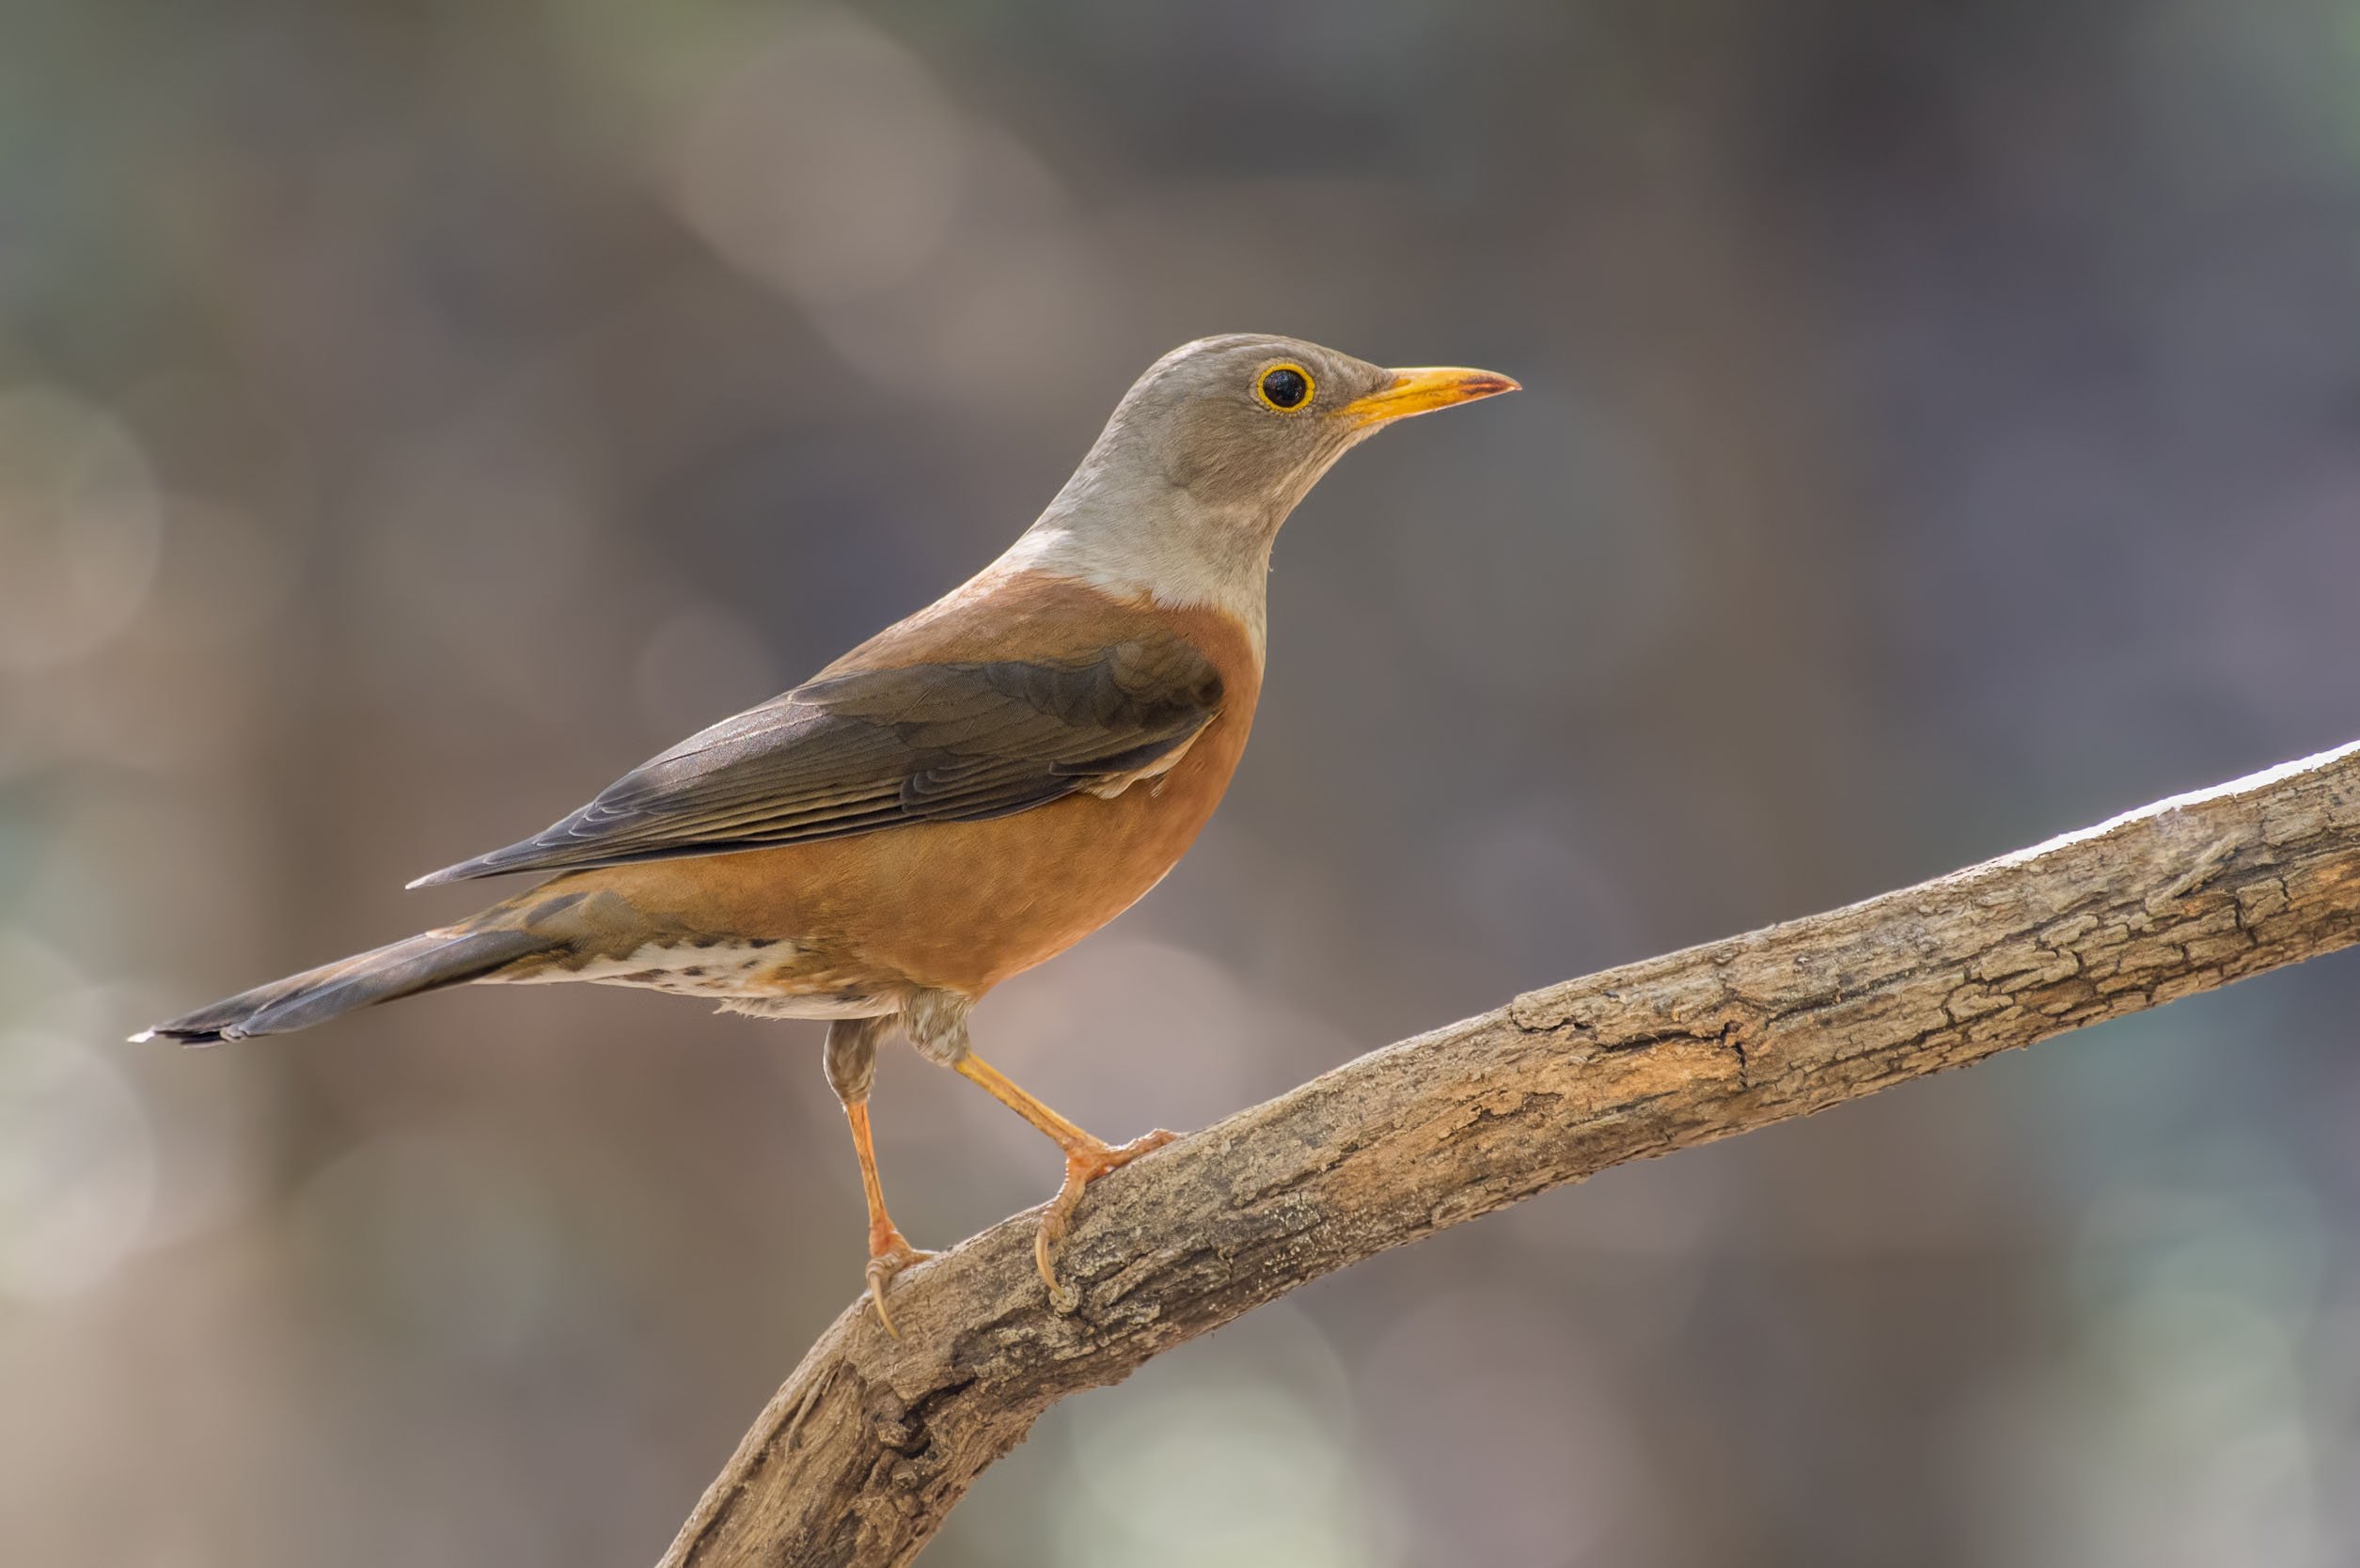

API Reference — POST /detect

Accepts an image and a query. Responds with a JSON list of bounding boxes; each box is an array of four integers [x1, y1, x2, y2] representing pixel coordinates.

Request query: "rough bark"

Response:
[[659, 741, 2360, 1568]]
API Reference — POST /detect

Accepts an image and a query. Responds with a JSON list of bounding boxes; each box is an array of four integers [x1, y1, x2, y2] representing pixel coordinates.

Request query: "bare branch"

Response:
[[660, 741, 2360, 1568]]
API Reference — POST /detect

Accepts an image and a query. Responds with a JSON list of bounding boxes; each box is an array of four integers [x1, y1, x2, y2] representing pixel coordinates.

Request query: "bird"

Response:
[[139, 334, 1518, 1331]]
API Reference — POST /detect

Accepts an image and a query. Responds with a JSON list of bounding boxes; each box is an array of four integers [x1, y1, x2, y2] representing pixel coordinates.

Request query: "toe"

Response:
[[1123, 1128, 1180, 1163], [863, 1234, 934, 1338], [1032, 1225, 1057, 1294], [866, 1265, 904, 1339]]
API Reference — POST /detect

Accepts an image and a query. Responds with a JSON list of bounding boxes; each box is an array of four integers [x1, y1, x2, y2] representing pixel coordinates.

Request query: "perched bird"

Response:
[[141, 335, 1517, 1329]]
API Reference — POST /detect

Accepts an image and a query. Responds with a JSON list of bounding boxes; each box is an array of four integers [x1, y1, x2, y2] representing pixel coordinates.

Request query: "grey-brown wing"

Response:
[[408, 639, 1224, 886]]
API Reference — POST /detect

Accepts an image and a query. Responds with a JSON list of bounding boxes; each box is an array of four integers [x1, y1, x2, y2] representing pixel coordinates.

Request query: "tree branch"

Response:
[[659, 740, 2360, 1568]]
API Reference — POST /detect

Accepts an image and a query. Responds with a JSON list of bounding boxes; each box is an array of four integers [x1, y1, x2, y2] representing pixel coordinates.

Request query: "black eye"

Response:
[[1256, 364, 1313, 411]]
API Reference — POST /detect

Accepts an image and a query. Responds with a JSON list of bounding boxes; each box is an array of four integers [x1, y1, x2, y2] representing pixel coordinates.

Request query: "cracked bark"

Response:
[[660, 740, 2360, 1568]]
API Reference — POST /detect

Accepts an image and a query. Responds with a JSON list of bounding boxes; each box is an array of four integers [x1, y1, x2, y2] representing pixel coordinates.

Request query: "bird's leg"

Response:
[[902, 991, 1174, 1302], [953, 1052, 1178, 1294], [826, 1015, 931, 1336]]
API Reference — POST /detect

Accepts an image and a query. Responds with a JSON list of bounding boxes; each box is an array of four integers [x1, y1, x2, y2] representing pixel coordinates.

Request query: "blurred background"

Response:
[[6, 1, 2360, 1563]]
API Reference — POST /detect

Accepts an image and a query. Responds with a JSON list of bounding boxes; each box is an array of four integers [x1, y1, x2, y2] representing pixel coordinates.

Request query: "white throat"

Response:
[[994, 481, 1276, 661]]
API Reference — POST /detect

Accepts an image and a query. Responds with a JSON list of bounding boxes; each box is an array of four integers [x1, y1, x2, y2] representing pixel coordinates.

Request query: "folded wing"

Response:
[[409, 637, 1225, 886]]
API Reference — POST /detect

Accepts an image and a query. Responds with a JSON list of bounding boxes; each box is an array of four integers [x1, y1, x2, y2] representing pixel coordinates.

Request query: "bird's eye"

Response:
[[1255, 364, 1314, 412]]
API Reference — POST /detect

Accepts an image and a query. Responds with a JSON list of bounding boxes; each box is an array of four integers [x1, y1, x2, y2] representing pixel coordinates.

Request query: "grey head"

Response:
[[1006, 334, 1518, 639]]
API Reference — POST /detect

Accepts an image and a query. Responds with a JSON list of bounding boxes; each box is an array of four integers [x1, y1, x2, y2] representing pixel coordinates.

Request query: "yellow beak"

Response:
[[1340, 366, 1520, 428]]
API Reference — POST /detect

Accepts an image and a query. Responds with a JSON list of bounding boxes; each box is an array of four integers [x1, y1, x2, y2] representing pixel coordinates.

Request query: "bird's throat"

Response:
[[999, 494, 1275, 662]]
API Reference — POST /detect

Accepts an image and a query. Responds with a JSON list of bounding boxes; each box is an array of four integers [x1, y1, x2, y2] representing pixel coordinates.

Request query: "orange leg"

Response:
[[844, 1099, 932, 1336], [952, 1053, 1176, 1295]]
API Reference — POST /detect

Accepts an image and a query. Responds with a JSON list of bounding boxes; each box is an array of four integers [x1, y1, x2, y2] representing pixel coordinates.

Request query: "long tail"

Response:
[[136, 925, 552, 1044]]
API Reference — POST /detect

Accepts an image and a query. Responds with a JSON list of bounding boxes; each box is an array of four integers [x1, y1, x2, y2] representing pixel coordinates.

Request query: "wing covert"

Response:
[[408, 637, 1225, 886]]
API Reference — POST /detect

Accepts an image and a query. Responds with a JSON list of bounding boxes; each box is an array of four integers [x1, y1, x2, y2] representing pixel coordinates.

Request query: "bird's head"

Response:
[[1009, 335, 1516, 647], [1089, 334, 1518, 520]]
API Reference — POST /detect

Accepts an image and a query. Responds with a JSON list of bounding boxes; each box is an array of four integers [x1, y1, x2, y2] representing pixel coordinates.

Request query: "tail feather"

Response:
[[137, 927, 550, 1044]]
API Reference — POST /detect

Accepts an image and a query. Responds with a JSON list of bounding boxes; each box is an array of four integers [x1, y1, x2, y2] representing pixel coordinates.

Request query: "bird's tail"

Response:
[[136, 924, 552, 1044]]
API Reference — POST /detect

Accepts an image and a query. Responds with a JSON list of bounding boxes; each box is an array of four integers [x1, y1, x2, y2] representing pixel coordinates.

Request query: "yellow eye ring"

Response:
[[1254, 362, 1315, 413]]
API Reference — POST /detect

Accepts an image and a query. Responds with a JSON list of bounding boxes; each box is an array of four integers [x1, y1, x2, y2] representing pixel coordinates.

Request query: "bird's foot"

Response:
[[1034, 1129, 1179, 1309], [865, 1229, 936, 1339]]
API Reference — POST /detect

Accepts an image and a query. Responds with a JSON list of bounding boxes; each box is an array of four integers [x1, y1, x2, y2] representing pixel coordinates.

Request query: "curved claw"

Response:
[[865, 1232, 936, 1339], [1033, 1129, 1179, 1304]]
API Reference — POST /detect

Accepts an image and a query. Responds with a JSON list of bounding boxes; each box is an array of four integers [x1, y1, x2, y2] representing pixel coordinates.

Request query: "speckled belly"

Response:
[[496, 937, 893, 1018]]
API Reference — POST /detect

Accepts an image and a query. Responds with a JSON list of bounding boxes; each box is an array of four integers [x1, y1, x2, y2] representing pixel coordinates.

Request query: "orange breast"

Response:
[[548, 580, 1263, 1001]]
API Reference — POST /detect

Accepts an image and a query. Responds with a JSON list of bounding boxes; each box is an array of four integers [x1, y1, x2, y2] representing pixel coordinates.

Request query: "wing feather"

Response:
[[409, 636, 1225, 886]]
